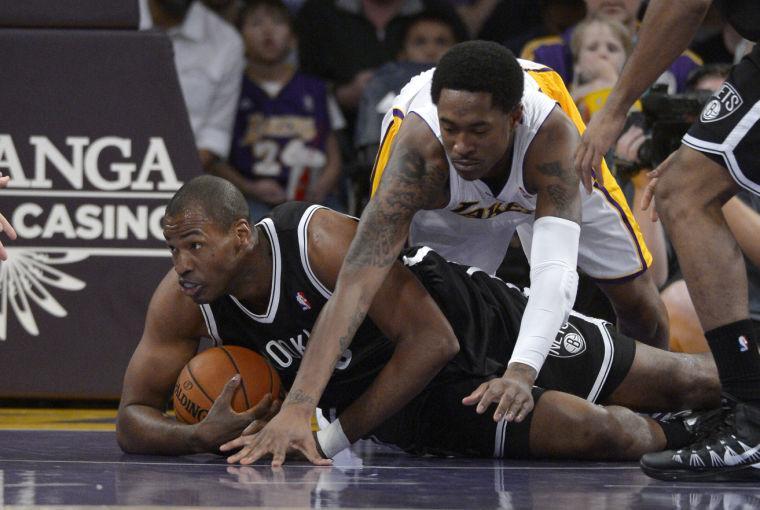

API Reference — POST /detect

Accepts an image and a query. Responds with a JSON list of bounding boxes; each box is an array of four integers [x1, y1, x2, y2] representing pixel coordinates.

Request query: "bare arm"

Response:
[[308, 209, 459, 442], [280, 113, 449, 420], [466, 108, 582, 422], [575, 0, 712, 188], [116, 271, 268, 455]]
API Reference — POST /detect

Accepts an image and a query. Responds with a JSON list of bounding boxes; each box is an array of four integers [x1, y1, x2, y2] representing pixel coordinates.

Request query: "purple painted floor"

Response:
[[0, 430, 759, 509]]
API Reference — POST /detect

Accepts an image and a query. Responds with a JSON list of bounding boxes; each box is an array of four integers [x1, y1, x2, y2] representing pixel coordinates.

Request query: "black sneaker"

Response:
[[640, 402, 760, 482]]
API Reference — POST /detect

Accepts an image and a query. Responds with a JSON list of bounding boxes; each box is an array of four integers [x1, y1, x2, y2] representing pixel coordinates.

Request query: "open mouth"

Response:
[[179, 280, 203, 298]]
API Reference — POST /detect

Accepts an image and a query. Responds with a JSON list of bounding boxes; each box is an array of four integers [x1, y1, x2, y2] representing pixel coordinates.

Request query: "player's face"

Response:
[[437, 89, 520, 182], [585, 0, 640, 26], [403, 20, 456, 64], [163, 209, 239, 304], [576, 23, 627, 74], [241, 7, 294, 65]]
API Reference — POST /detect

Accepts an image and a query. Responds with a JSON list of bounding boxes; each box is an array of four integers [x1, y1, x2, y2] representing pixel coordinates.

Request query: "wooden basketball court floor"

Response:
[[0, 409, 759, 509]]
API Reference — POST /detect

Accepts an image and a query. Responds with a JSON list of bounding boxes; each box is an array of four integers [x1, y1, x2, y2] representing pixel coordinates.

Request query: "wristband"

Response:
[[315, 418, 351, 458]]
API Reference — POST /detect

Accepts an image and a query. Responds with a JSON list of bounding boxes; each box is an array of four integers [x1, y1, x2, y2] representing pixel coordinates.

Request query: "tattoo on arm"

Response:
[[535, 160, 580, 220], [283, 389, 317, 408], [337, 307, 365, 359], [545, 184, 571, 212], [345, 146, 447, 268]]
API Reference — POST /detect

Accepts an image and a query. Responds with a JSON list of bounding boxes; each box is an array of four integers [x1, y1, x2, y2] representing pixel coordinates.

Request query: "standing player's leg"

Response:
[[640, 142, 760, 481]]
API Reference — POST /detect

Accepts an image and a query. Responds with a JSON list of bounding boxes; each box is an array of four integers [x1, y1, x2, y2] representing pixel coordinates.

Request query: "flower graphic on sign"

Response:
[[0, 249, 86, 340]]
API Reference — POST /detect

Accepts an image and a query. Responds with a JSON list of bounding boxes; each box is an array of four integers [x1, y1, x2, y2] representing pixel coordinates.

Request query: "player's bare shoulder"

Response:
[[147, 269, 207, 341], [382, 113, 450, 210]]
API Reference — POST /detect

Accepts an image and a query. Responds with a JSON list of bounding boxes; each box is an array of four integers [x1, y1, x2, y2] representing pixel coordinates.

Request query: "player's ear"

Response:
[[510, 103, 523, 126], [232, 218, 252, 247]]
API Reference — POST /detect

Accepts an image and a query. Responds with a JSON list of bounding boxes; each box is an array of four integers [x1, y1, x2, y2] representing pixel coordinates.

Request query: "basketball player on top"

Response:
[[117, 176, 722, 467], [575, 0, 760, 483], [247, 40, 672, 461]]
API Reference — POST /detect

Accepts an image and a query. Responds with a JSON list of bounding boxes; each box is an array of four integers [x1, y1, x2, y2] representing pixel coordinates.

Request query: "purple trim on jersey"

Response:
[[229, 72, 331, 190], [393, 108, 405, 119], [588, 266, 647, 284], [592, 180, 649, 275]]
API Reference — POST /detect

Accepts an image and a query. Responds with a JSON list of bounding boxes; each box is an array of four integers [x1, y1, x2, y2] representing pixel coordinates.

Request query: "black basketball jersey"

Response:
[[199, 202, 393, 410]]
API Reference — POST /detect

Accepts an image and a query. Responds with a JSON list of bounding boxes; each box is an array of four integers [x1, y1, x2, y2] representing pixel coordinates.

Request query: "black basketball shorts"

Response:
[[684, 45, 760, 195], [370, 315, 636, 459]]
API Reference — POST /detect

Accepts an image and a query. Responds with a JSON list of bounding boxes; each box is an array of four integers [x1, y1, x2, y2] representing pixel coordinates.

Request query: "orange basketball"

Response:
[[172, 345, 281, 424]]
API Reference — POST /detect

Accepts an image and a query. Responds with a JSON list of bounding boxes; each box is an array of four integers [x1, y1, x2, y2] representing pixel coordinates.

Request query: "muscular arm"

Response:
[[603, 0, 712, 118], [116, 270, 209, 454], [308, 209, 459, 442], [279, 113, 450, 420], [514, 108, 582, 378]]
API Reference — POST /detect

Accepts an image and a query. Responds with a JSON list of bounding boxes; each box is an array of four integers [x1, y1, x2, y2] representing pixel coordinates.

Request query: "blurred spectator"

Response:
[[139, 0, 245, 171], [521, 0, 702, 93], [352, 10, 460, 212], [569, 16, 632, 121], [295, 0, 467, 121], [212, 0, 344, 221], [479, 0, 585, 55], [201, 0, 243, 24]]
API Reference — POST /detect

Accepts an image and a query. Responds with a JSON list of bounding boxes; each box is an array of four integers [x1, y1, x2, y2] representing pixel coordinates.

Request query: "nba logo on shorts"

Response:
[[296, 291, 311, 311], [738, 335, 749, 352]]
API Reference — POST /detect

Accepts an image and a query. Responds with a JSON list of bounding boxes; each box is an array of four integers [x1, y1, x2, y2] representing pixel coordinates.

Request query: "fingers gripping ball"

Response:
[[173, 346, 281, 424]]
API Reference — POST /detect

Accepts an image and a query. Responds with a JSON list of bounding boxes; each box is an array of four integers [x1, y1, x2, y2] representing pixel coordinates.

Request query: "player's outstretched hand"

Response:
[[0, 175, 17, 261], [193, 375, 275, 452], [574, 105, 628, 193], [462, 363, 536, 423], [220, 406, 333, 468]]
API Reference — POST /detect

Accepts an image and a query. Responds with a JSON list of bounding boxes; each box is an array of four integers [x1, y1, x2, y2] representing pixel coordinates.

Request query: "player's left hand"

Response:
[[220, 406, 332, 467], [574, 105, 628, 193], [462, 363, 537, 422]]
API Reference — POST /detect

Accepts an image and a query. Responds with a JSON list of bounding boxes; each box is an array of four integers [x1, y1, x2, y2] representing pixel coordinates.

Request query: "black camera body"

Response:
[[638, 84, 712, 168]]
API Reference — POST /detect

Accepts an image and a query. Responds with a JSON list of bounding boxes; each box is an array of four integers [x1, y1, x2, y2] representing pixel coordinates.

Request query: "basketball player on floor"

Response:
[[237, 40, 673, 463], [117, 176, 721, 465], [575, 0, 760, 483]]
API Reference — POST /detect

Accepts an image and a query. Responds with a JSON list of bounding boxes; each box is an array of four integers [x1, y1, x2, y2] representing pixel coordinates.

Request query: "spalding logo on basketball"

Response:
[[700, 83, 743, 123], [549, 322, 586, 358]]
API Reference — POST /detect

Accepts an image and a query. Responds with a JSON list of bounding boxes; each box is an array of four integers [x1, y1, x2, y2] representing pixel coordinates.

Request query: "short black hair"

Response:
[[431, 40, 523, 113], [164, 175, 250, 230], [237, 0, 293, 31]]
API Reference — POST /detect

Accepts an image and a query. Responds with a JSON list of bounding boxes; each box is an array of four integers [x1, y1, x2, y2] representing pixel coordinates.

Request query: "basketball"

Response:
[[172, 345, 281, 424]]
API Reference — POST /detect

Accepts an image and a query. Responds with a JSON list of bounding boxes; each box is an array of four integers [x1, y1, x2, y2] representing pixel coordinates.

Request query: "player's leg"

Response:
[[529, 390, 670, 460], [596, 272, 669, 351], [602, 339, 721, 412], [640, 54, 760, 478]]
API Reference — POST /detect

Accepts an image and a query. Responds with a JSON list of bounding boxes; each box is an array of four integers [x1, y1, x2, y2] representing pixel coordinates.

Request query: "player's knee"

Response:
[[572, 407, 630, 458]]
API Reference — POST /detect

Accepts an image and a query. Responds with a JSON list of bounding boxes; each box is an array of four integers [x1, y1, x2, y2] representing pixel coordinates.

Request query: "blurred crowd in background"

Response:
[[139, 0, 759, 354]]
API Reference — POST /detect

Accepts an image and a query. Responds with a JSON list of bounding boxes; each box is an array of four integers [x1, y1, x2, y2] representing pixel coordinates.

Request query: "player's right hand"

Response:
[[0, 175, 17, 261], [574, 106, 628, 194], [191, 375, 274, 452], [462, 364, 536, 423], [220, 406, 333, 468]]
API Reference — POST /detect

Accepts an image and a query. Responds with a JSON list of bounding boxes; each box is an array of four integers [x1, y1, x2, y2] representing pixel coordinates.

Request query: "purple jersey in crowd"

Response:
[[229, 72, 331, 200], [521, 27, 702, 93]]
